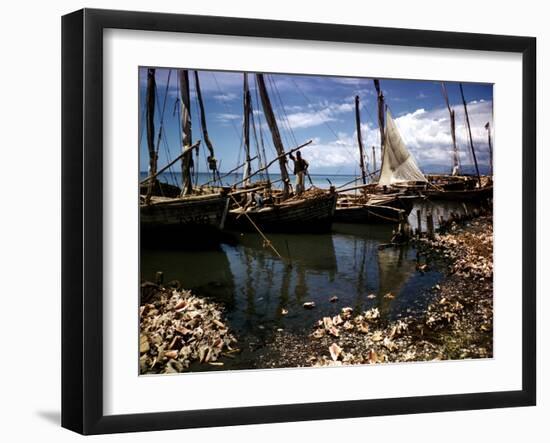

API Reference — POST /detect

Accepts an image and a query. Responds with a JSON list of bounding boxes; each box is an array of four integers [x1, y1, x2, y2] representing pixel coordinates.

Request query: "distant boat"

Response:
[[334, 94, 414, 225], [372, 80, 492, 202], [140, 68, 229, 241]]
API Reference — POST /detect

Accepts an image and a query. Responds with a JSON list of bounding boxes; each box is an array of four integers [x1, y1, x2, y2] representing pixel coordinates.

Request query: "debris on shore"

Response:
[[139, 284, 237, 374], [310, 216, 493, 366], [258, 215, 493, 368]]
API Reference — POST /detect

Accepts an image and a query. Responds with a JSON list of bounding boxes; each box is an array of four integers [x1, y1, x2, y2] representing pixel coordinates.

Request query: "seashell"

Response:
[[312, 329, 325, 339], [322, 316, 333, 329], [164, 350, 178, 359], [371, 330, 383, 342], [329, 343, 342, 361], [139, 335, 150, 353], [367, 349, 379, 364]]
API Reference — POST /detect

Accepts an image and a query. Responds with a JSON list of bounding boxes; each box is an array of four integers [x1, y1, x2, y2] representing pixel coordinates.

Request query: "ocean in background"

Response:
[[139, 171, 359, 190]]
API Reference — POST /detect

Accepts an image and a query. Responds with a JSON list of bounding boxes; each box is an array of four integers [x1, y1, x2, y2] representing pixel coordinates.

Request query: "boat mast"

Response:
[[459, 83, 481, 186], [145, 68, 157, 204], [485, 122, 493, 176], [256, 74, 291, 198], [354, 96, 368, 185], [242, 73, 253, 186], [372, 146, 377, 173], [373, 79, 385, 180], [441, 83, 460, 176], [194, 71, 218, 182], [179, 69, 193, 195]]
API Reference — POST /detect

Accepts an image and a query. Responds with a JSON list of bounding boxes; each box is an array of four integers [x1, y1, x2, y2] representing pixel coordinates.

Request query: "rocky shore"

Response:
[[139, 215, 493, 372]]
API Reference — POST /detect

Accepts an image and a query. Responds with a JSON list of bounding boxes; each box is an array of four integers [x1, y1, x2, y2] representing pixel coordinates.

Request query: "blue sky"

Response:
[[139, 68, 493, 176]]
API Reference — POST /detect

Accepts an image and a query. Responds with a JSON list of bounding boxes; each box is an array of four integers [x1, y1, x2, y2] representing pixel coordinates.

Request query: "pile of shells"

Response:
[[416, 216, 493, 280], [140, 285, 237, 374], [308, 306, 420, 367]]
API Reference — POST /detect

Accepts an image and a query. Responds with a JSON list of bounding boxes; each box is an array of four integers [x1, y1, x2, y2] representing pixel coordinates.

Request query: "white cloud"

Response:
[[279, 99, 356, 129], [216, 113, 241, 124], [389, 100, 494, 167], [213, 92, 238, 102], [294, 100, 493, 174]]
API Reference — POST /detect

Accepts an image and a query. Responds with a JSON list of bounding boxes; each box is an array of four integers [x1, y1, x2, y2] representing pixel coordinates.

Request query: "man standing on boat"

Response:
[[289, 151, 309, 195]]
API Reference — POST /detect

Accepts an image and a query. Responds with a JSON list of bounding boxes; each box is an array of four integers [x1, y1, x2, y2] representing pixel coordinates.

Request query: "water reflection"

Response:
[[142, 223, 442, 348]]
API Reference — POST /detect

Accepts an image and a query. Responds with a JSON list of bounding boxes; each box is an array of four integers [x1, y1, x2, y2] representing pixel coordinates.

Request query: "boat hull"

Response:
[[424, 186, 493, 201], [227, 192, 337, 233], [335, 193, 413, 224], [335, 204, 405, 224], [140, 193, 230, 245]]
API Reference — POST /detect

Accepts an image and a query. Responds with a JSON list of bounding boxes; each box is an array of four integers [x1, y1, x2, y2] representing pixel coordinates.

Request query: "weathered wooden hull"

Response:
[[424, 186, 493, 201], [227, 192, 337, 233], [335, 204, 405, 224], [335, 193, 413, 224], [140, 193, 230, 243]]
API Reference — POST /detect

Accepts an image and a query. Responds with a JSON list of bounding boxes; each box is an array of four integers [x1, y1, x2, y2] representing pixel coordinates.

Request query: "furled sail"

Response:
[[378, 109, 427, 186]]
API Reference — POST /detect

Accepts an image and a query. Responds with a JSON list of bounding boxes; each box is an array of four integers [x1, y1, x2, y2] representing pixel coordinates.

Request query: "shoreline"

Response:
[[257, 214, 493, 368], [139, 214, 493, 372]]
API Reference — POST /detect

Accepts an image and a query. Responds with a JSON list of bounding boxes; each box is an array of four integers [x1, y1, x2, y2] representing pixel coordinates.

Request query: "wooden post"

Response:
[[441, 82, 460, 175], [145, 68, 157, 204], [194, 71, 218, 181], [179, 69, 194, 195], [460, 83, 481, 187], [485, 122, 493, 176], [155, 271, 164, 285], [426, 212, 434, 239], [242, 73, 252, 186], [373, 79, 385, 167], [372, 146, 377, 174], [256, 74, 291, 198], [416, 209, 422, 235], [355, 96, 367, 185]]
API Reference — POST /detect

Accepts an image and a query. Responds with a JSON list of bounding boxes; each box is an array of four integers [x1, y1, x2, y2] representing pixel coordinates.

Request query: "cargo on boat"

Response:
[[140, 68, 229, 243], [228, 189, 337, 233], [225, 73, 337, 233]]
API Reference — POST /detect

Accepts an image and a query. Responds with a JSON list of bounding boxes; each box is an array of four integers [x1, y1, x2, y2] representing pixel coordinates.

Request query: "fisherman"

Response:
[[289, 151, 309, 195]]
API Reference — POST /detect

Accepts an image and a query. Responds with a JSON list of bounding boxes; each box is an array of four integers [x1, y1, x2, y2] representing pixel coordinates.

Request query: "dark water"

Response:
[[140, 212, 459, 370]]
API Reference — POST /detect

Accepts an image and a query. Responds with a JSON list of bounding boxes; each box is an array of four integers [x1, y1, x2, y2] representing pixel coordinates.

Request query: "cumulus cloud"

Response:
[[305, 134, 359, 170], [389, 100, 493, 167], [279, 99, 357, 129], [297, 100, 493, 174]]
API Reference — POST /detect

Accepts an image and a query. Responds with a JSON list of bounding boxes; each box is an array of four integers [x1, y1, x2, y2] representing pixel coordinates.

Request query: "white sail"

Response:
[[378, 109, 427, 186]]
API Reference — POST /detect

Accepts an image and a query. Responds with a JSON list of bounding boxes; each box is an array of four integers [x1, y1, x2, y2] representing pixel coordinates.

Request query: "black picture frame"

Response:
[[62, 8, 536, 435]]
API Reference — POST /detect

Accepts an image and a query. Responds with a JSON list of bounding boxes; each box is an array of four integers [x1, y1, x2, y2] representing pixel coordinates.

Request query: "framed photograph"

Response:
[[62, 8, 536, 434]]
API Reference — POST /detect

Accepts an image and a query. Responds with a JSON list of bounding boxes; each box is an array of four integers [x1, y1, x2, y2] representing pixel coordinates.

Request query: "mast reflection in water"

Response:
[[141, 220, 446, 371]]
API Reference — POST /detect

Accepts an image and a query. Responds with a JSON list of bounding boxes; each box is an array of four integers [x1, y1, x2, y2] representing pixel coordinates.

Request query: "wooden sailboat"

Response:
[[140, 69, 229, 240], [226, 73, 337, 233], [422, 83, 493, 201], [335, 95, 414, 224]]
